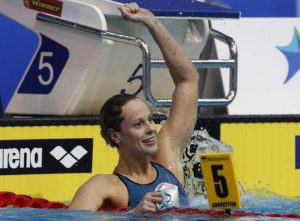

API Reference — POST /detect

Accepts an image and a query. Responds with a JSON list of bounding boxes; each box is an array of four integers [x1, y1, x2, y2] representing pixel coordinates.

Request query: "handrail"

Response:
[[148, 29, 238, 107], [36, 13, 151, 107], [36, 13, 237, 107]]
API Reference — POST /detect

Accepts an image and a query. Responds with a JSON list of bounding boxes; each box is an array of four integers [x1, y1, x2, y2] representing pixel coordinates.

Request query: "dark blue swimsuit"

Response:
[[114, 162, 189, 208]]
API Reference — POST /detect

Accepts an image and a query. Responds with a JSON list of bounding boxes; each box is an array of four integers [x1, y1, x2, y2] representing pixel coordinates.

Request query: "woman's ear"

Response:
[[107, 128, 120, 145]]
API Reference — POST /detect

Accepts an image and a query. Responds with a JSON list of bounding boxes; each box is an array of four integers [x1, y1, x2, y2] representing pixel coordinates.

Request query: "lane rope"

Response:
[[1, 192, 299, 219]]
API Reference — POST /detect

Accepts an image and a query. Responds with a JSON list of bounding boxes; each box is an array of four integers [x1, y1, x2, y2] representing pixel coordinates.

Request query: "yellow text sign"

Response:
[[199, 153, 241, 209]]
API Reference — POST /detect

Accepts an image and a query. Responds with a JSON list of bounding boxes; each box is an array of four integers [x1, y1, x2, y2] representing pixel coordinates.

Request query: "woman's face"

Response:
[[118, 99, 158, 156]]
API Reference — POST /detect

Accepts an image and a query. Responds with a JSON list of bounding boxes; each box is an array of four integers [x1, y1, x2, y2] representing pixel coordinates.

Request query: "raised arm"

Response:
[[119, 3, 199, 181]]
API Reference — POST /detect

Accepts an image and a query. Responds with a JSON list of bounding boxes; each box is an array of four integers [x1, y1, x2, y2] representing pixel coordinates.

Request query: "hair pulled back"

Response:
[[99, 94, 137, 148]]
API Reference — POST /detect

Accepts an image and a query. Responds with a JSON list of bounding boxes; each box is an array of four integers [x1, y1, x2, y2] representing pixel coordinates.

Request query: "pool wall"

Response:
[[0, 115, 299, 202]]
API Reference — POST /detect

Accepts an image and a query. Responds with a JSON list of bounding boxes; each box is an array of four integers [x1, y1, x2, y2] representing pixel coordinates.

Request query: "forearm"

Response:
[[143, 18, 199, 84], [145, 18, 199, 159]]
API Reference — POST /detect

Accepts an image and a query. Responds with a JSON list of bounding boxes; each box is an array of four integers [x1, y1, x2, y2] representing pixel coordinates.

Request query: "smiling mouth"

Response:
[[143, 137, 156, 144]]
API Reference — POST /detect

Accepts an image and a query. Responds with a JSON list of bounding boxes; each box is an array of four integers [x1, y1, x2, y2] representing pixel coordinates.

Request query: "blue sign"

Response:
[[0, 13, 39, 111], [0, 13, 69, 112], [18, 34, 69, 94], [296, 136, 300, 169], [114, 0, 240, 18], [222, 0, 297, 17], [276, 28, 300, 84]]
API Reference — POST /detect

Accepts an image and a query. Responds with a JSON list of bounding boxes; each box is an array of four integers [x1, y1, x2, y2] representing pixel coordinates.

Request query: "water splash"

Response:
[[240, 194, 300, 214], [189, 193, 300, 214], [181, 129, 232, 198], [181, 130, 300, 214]]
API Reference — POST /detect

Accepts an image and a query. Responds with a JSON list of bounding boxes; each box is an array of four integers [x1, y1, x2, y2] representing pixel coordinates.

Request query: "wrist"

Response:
[[143, 17, 159, 29]]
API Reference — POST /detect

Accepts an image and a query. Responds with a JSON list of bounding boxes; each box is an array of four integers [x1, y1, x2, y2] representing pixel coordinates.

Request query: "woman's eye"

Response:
[[134, 122, 142, 127]]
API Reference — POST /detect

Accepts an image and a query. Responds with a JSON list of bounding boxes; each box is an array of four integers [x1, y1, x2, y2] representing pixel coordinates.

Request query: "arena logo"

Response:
[[50, 145, 87, 168], [0, 138, 92, 175], [0, 147, 42, 169]]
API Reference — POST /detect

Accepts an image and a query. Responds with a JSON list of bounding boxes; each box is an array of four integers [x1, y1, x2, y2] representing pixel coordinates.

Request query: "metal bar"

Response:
[[36, 13, 237, 108], [36, 13, 153, 105], [151, 59, 236, 68], [148, 28, 238, 107]]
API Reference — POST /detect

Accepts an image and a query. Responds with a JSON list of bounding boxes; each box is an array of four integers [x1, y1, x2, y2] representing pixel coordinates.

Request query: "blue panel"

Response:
[[113, 0, 240, 18], [296, 136, 300, 169], [0, 13, 39, 111], [223, 0, 297, 17], [18, 34, 69, 94]]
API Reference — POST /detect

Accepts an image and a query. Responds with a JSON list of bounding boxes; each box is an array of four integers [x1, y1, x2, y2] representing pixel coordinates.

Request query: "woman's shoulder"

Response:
[[80, 174, 127, 198], [88, 174, 128, 207], [69, 173, 128, 209], [87, 173, 123, 186]]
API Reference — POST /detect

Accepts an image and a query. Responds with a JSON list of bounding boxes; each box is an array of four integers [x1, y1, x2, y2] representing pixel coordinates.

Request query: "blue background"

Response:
[[0, 13, 39, 111], [296, 136, 300, 169], [224, 0, 299, 17]]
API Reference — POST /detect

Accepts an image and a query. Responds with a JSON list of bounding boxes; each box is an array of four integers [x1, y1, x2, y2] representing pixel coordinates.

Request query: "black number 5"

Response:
[[211, 165, 229, 198], [120, 64, 143, 96]]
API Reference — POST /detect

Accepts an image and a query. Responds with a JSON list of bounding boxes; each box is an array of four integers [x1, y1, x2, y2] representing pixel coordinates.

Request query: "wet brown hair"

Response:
[[99, 94, 137, 148]]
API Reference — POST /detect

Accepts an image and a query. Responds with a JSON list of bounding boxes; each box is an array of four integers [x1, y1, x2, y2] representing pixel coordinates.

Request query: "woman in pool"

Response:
[[69, 2, 199, 213]]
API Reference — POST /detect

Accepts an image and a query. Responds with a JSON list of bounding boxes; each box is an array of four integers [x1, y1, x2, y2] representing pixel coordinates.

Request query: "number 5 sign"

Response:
[[18, 34, 69, 94], [199, 153, 242, 209]]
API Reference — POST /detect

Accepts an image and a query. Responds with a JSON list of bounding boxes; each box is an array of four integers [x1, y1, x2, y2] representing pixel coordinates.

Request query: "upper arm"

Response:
[[166, 80, 199, 149], [68, 175, 109, 211], [154, 77, 199, 179], [69, 175, 128, 211], [141, 13, 200, 181]]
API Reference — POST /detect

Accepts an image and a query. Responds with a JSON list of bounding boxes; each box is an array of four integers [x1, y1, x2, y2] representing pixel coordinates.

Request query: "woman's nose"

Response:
[[146, 121, 156, 133]]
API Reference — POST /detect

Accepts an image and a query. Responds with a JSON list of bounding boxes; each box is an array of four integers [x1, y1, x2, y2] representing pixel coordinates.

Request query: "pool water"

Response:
[[1, 130, 299, 220], [1, 194, 299, 221]]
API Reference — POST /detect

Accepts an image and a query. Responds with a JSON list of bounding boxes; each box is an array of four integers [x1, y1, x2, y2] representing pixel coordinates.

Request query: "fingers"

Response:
[[118, 2, 139, 16], [144, 192, 163, 204], [132, 192, 163, 213], [125, 2, 139, 13], [140, 200, 157, 213], [118, 2, 155, 25]]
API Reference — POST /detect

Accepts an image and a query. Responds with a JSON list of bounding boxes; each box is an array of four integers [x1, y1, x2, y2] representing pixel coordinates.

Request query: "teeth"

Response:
[[144, 137, 154, 142]]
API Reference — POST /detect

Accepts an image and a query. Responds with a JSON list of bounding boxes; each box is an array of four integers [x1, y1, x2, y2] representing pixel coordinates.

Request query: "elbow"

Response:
[[185, 66, 199, 83]]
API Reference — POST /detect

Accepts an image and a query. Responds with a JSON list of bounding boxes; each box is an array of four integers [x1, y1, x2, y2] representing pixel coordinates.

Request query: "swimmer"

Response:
[[69, 2, 199, 213]]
